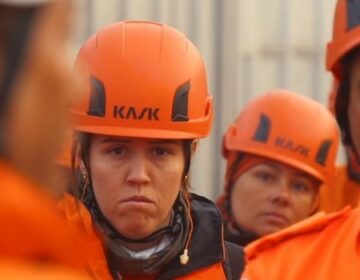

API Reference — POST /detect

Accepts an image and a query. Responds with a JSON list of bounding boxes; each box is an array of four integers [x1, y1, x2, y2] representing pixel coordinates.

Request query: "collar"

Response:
[[157, 193, 225, 280]]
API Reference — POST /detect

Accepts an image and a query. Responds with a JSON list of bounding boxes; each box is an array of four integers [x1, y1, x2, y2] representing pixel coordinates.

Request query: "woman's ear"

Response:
[[190, 140, 199, 159], [76, 144, 88, 175], [79, 157, 87, 174]]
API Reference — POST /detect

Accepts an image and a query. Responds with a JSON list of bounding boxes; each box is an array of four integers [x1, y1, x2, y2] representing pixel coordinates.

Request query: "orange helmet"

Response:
[[71, 20, 213, 139], [223, 90, 339, 184], [326, 0, 360, 78]]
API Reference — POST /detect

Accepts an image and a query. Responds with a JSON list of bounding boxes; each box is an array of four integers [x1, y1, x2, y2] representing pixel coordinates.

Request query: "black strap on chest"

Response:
[[223, 241, 245, 280]]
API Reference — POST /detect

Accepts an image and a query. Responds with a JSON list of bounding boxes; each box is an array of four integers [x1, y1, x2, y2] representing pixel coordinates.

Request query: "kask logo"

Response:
[[113, 105, 160, 121], [274, 137, 310, 157]]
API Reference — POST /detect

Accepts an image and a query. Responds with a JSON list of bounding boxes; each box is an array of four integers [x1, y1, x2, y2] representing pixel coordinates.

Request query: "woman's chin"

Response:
[[117, 223, 154, 240]]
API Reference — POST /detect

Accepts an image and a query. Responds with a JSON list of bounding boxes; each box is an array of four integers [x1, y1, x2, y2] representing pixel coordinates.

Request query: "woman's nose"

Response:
[[271, 180, 291, 207], [125, 153, 151, 186]]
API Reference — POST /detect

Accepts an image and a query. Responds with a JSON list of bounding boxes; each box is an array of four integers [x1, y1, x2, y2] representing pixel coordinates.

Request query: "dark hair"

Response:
[[70, 132, 193, 204], [0, 5, 42, 155], [0, 6, 42, 111], [336, 46, 360, 145]]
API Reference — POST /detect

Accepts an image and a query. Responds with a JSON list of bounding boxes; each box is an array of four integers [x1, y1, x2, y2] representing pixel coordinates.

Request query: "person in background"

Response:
[[319, 79, 360, 213], [0, 0, 90, 278], [60, 20, 244, 280], [217, 90, 339, 246], [242, 1, 360, 278]]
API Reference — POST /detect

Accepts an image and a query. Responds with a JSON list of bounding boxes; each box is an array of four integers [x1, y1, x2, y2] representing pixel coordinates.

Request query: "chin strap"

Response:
[[83, 190, 192, 276], [109, 217, 181, 244]]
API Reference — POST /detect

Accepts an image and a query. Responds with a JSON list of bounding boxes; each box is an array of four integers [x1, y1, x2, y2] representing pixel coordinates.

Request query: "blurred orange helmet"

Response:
[[223, 90, 340, 184], [71, 20, 213, 139], [326, 0, 360, 78]]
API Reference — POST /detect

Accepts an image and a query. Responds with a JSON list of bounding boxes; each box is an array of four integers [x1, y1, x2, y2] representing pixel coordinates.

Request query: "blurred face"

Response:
[[5, 0, 83, 189], [86, 136, 185, 239], [230, 161, 319, 236], [348, 55, 360, 155]]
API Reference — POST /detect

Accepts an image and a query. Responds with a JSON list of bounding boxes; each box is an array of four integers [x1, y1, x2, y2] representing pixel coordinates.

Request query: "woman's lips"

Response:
[[262, 212, 290, 227], [120, 195, 154, 205]]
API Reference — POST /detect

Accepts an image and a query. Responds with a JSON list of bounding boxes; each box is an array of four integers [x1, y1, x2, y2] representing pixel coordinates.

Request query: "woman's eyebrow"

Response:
[[99, 137, 132, 144], [149, 140, 181, 145]]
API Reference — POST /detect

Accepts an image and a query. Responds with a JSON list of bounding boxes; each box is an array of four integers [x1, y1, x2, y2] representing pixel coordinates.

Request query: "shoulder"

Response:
[[0, 260, 91, 280], [57, 193, 96, 234], [245, 206, 353, 261], [189, 193, 222, 217]]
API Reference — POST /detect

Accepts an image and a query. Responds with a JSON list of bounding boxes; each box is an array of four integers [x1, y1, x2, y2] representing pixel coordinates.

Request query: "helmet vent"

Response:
[[316, 140, 333, 166], [347, 0, 360, 30], [87, 76, 106, 117], [252, 114, 271, 143], [172, 81, 190, 122]]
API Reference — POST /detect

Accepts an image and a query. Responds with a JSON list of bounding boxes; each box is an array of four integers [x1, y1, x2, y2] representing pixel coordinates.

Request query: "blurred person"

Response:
[[241, 1, 360, 279], [217, 90, 339, 246], [56, 130, 74, 190], [319, 79, 360, 212], [0, 0, 90, 278], [60, 20, 244, 280]]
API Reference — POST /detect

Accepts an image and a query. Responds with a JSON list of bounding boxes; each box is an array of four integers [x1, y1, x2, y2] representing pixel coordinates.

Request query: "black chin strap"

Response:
[[110, 221, 181, 244], [81, 179, 183, 244]]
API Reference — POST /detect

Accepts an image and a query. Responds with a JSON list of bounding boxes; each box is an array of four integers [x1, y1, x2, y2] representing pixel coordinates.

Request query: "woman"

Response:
[[217, 90, 340, 246], [0, 0, 90, 278], [241, 1, 360, 279], [62, 20, 243, 279]]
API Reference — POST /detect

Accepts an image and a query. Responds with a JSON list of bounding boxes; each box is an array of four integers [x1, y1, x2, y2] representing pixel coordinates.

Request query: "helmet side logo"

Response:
[[252, 114, 271, 143], [347, 0, 360, 30], [274, 137, 310, 157], [315, 140, 333, 166], [113, 106, 160, 121], [87, 76, 106, 117], [172, 81, 190, 122]]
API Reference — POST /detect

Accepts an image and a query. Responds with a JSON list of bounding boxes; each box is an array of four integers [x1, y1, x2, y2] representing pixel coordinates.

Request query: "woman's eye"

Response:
[[256, 172, 275, 182], [110, 147, 124, 156], [292, 182, 310, 193], [153, 147, 167, 156]]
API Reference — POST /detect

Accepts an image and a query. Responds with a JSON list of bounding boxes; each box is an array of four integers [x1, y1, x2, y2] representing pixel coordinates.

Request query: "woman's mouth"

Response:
[[120, 195, 154, 205], [262, 212, 290, 227]]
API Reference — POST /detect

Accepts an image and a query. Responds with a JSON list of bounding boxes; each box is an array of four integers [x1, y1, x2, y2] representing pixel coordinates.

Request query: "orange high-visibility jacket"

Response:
[[0, 161, 91, 279], [319, 165, 360, 213], [60, 193, 238, 280], [241, 203, 360, 280]]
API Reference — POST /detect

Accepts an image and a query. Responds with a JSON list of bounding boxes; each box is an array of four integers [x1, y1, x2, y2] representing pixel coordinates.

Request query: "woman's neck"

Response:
[[121, 236, 163, 252], [121, 210, 174, 252]]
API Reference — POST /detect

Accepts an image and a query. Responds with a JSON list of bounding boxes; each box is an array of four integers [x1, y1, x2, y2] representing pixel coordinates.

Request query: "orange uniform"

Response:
[[60, 193, 241, 280], [241, 203, 360, 280], [0, 161, 91, 279], [59, 193, 113, 280]]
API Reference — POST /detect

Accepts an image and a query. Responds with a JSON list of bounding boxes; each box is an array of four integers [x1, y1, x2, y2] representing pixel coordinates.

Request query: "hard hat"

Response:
[[223, 90, 339, 184], [71, 20, 213, 139], [326, 0, 360, 78]]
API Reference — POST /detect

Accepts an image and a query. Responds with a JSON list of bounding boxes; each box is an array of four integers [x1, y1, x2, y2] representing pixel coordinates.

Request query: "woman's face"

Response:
[[85, 136, 185, 239], [230, 160, 319, 236]]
